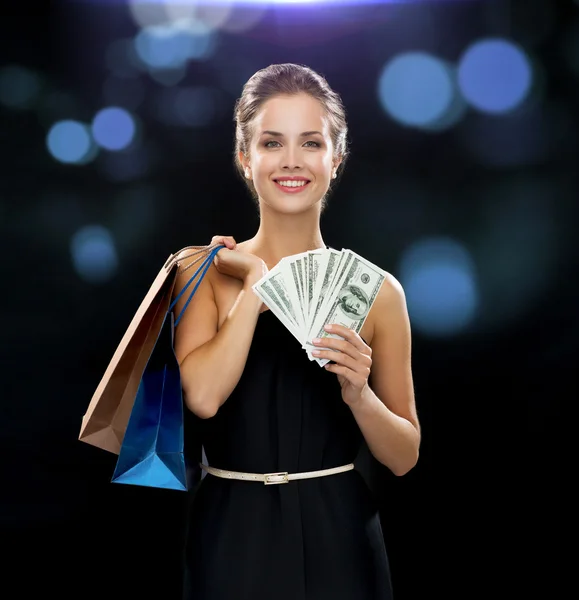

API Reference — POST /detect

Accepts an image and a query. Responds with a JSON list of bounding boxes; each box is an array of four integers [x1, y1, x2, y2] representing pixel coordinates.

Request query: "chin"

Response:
[[258, 185, 325, 214], [264, 198, 321, 215]]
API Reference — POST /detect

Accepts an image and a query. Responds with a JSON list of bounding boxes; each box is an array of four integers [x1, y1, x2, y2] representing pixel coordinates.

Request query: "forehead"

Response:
[[253, 93, 329, 133]]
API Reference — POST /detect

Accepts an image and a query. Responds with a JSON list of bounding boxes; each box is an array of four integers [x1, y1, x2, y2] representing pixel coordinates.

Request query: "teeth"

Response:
[[277, 180, 308, 187]]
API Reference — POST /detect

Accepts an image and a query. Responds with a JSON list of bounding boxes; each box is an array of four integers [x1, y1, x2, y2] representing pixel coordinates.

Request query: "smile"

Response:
[[273, 179, 311, 194]]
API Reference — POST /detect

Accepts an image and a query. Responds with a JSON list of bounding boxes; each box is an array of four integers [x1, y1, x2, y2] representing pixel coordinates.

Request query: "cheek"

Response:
[[252, 153, 274, 176], [322, 150, 335, 172], [308, 153, 333, 176]]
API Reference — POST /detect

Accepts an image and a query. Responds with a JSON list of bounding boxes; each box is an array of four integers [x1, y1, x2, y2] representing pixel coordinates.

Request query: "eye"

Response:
[[264, 140, 281, 148], [304, 141, 321, 148]]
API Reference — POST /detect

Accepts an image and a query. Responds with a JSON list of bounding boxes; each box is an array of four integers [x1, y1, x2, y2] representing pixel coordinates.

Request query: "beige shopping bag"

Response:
[[78, 244, 217, 454]]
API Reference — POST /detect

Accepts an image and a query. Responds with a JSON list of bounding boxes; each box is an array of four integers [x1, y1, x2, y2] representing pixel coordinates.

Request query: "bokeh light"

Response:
[[128, 0, 266, 34], [378, 52, 455, 128], [128, 0, 170, 29], [399, 237, 478, 337], [134, 23, 215, 69], [91, 107, 137, 151], [132, 19, 217, 88], [183, 3, 233, 29], [423, 78, 468, 132], [209, 4, 266, 33], [458, 38, 533, 114], [0, 65, 41, 110], [70, 225, 119, 284], [46, 120, 96, 165]]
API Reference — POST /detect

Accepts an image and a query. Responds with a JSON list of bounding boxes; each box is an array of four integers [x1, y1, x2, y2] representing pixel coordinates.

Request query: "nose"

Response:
[[281, 145, 302, 171]]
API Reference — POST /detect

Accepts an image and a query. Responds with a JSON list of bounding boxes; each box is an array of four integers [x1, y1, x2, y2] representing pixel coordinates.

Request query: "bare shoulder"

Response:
[[368, 272, 409, 340], [376, 271, 406, 307]]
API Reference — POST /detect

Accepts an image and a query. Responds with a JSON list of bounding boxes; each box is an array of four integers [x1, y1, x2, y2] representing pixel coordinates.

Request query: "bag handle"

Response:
[[169, 244, 224, 328], [164, 243, 220, 272]]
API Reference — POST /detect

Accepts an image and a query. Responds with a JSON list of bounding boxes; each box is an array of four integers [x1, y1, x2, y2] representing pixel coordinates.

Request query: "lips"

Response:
[[273, 177, 312, 194]]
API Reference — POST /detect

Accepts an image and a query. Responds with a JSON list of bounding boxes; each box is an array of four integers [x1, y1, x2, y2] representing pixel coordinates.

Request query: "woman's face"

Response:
[[242, 93, 339, 214]]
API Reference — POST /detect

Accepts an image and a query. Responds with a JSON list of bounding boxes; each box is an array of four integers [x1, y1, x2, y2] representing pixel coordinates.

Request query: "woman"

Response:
[[172, 63, 420, 600]]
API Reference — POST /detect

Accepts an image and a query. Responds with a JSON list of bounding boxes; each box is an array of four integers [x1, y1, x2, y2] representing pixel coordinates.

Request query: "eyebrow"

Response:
[[260, 130, 323, 137]]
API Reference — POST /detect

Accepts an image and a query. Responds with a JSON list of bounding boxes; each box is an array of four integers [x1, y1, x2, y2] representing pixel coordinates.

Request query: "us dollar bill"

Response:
[[307, 248, 342, 340], [268, 270, 300, 328], [306, 249, 386, 350], [306, 249, 328, 323], [252, 247, 387, 367], [252, 279, 304, 345]]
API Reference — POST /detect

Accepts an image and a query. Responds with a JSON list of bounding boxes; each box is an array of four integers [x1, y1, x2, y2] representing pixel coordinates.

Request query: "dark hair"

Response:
[[233, 63, 349, 208]]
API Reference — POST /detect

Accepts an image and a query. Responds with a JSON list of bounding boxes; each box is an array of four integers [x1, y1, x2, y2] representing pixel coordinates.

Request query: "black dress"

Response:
[[182, 309, 393, 600]]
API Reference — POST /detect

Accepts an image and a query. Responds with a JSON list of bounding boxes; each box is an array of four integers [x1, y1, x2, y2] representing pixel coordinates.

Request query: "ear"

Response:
[[239, 150, 250, 170], [332, 155, 343, 176]]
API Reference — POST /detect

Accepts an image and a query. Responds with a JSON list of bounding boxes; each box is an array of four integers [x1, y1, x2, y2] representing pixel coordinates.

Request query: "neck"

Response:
[[247, 205, 326, 269]]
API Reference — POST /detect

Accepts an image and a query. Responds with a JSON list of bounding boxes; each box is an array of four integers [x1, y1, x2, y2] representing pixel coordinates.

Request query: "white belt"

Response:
[[199, 462, 354, 485]]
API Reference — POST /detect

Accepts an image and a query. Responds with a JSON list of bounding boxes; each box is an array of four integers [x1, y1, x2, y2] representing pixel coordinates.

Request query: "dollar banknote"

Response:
[[252, 248, 386, 366], [304, 249, 386, 363]]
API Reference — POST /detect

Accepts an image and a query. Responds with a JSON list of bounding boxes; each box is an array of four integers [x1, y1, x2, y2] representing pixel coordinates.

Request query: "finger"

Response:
[[211, 235, 236, 249], [312, 336, 360, 361], [323, 324, 368, 353], [312, 348, 367, 373]]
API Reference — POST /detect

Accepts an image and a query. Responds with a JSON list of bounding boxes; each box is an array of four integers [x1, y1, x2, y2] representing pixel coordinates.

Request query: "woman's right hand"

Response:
[[210, 235, 267, 285]]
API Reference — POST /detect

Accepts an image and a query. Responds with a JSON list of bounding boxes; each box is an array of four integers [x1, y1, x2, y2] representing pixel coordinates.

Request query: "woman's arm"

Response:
[[311, 272, 420, 475], [349, 275, 420, 475], [172, 247, 266, 419]]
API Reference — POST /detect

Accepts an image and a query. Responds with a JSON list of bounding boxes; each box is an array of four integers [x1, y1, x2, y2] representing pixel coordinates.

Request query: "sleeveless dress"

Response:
[[182, 309, 393, 600]]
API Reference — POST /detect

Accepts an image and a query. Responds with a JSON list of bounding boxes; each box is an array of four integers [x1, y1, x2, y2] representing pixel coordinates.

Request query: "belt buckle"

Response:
[[264, 471, 289, 485]]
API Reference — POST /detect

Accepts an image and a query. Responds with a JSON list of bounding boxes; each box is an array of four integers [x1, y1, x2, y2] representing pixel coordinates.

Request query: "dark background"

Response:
[[1, 0, 575, 598]]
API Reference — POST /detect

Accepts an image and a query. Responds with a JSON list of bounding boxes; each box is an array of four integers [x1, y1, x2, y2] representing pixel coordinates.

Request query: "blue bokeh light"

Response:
[[71, 225, 119, 284], [92, 107, 136, 151], [399, 237, 478, 337], [378, 52, 455, 128], [458, 38, 532, 114], [46, 120, 94, 164], [0, 65, 41, 110], [134, 22, 216, 70]]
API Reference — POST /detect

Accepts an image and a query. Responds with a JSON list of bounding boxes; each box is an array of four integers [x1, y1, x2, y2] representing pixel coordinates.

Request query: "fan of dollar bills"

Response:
[[252, 248, 387, 366]]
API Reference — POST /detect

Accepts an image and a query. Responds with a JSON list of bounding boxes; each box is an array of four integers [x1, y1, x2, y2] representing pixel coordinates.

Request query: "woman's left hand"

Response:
[[311, 323, 372, 407]]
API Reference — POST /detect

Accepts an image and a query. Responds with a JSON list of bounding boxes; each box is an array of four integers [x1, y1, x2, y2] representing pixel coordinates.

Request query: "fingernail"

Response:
[[324, 324, 333, 331], [312, 338, 321, 344], [312, 350, 321, 356]]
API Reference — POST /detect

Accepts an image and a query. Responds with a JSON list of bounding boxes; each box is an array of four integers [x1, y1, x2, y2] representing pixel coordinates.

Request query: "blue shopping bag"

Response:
[[111, 245, 222, 491]]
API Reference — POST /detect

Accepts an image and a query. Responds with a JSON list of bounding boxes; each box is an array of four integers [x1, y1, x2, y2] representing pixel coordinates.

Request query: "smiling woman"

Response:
[[233, 63, 349, 213], [173, 63, 419, 600], [240, 92, 339, 213]]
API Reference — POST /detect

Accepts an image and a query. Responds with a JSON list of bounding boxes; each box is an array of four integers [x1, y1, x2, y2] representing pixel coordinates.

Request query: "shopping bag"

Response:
[[110, 244, 221, 490], [78, 244, 220, 454]]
